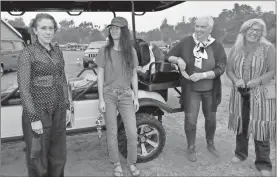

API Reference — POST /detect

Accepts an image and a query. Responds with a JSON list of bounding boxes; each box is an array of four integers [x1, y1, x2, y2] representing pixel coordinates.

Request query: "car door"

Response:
[[1, 40, 16, 71]]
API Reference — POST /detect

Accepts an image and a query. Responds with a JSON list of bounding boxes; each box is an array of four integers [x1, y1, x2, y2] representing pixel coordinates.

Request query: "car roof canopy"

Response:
[[1, 1, 185, 13], [1, 1, 185, 46]]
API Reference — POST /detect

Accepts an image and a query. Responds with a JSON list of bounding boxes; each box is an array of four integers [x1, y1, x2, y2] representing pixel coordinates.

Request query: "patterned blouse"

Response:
[[17, 39, 70, 122]]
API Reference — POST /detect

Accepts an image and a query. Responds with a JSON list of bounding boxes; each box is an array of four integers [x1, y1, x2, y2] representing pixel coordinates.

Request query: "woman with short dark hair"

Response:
[[17, 13, 69, 177]]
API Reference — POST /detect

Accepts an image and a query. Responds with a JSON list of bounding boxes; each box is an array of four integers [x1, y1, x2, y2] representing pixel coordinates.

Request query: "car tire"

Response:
[[83, 62, 88, 68], [118, 113, 166, 163]]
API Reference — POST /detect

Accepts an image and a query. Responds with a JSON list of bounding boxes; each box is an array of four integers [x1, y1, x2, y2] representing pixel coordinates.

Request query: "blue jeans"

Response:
[[184, 90, 216, 147], [103, 86, 138, 164]]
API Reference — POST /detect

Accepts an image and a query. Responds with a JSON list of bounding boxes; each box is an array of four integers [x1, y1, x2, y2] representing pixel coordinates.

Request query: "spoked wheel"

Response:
[[118, 113, 166, 163]]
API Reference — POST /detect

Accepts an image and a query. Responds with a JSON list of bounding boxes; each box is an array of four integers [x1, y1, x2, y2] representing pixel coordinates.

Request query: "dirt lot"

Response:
[[1, 50, 276, 176]]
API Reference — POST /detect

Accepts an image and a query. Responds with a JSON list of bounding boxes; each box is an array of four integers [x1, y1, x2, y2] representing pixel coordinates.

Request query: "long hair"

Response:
[[104, 26, 134, 77], [231, 18, 270, 57]]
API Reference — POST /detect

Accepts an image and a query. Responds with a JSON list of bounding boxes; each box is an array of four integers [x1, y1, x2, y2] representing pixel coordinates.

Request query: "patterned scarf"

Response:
[[228, 43, 276, 141], [192, 33, 215, 69]]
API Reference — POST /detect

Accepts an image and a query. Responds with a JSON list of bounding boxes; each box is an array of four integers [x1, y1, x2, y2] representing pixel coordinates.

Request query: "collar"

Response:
[[34, 38, 54, 53], [192, 33, 215, 47], [192, 33, 215, 69]]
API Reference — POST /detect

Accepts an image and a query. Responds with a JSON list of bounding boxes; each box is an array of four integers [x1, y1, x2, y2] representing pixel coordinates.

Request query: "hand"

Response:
[[133, 98, 139, 112], [136, 66, 143, 73], [247, 78, 261, 88], [181, 70, 190, 80], [66, 109, 71, 125], [177, 57, 186, 71], [98, 99, 106, 113], [235, 79, 246, 88], [190, 73, 205, 82], [31, 120, 43, 134], [176, 58, 190, 80]]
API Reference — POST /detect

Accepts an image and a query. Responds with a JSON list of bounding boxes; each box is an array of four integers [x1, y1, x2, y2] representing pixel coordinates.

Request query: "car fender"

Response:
[[138, 98, 172, 114], [137, 90, 166, 103]]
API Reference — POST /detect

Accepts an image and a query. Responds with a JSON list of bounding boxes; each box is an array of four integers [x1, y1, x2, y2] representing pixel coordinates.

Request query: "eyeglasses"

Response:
[[248, 27, 263, 34]]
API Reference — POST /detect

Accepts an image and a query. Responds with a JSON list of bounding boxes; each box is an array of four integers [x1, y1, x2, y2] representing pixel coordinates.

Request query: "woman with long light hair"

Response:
[[227, 18, 276, 176], [95, 16, 140, 177]]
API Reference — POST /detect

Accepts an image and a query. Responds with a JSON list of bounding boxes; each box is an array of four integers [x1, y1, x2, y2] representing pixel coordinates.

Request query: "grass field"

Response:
[[1, 49, 275, 176]]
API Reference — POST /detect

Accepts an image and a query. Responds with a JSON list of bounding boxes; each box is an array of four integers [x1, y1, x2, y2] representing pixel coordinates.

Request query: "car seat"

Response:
[[134, 39, 151, 67], [134, 40, 181, 91]]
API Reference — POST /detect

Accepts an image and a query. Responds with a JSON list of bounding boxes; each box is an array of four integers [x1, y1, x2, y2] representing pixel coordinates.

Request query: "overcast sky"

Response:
[[1, 1, 276, 32]]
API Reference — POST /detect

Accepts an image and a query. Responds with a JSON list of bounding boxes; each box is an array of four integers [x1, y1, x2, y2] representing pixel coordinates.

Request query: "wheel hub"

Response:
[[139, 136, 146, 143]]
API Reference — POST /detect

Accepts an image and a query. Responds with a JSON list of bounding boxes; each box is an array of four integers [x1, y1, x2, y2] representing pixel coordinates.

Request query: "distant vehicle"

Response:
[[65, 43, 83, 51], [1, 19, 26, 76], [83, 41, 107, 68], [58, 44, 67, 51]]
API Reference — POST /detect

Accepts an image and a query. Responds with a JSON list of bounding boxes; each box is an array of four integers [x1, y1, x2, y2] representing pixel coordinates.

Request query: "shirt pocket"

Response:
[[33, 75, 53, 87]]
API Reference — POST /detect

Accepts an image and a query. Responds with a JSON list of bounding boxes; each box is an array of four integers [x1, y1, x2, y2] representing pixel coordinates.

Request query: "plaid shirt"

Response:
[[17, 39, 70, 122]]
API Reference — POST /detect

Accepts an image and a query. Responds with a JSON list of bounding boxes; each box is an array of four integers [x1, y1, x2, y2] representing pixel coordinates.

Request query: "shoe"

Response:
[[128, 164, 140, 177], [113, 162, 124, 177], [231, 156, 242, 164], [187, 146, 197, 162], [207, 141, 220, 158], [260, 170, 271, 176]]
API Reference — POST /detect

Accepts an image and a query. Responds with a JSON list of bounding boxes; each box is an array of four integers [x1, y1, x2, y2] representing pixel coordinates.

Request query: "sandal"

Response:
[[128, 164, 140, 177], [113, 162, 124, 177]]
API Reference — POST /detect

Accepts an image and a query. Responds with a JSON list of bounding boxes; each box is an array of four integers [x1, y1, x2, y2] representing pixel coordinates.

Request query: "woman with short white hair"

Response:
[[165, 16, 227, 162], [227, 18, 275, 176]]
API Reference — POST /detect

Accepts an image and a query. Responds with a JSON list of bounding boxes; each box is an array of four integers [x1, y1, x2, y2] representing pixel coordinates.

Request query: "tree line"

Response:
[[5, 3, 276, 45]]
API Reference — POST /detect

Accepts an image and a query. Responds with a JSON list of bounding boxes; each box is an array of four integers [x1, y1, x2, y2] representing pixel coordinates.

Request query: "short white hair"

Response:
[[197, 16, 214, 28]]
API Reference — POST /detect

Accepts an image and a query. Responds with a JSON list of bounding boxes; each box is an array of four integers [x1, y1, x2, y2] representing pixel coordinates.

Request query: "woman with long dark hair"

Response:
[[95, 16, 140, 177], [17, 13, 69, 177]]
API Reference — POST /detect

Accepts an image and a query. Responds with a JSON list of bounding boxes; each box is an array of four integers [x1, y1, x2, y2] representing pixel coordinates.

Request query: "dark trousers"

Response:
[[184, 90, 216, 147], [235, 95, 272, 171], [22, 107, 67, 177]]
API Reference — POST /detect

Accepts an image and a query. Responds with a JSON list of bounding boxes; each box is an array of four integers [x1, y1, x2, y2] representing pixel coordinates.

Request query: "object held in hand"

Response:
[[96, 113, 104, 138], [237, 87, 250, 97]]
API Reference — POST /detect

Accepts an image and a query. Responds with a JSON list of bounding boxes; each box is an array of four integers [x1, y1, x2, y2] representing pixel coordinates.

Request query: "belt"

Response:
[[104, 86, 131, 94]]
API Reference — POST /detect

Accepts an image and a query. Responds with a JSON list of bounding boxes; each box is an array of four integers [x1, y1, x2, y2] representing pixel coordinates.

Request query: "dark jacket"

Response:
[[165, 36, 227, 112], [17, 40, 70, 122]]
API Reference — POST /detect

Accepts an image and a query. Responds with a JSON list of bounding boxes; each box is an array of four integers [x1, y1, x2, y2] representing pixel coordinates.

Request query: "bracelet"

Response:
[[203, 72, 208, 79]]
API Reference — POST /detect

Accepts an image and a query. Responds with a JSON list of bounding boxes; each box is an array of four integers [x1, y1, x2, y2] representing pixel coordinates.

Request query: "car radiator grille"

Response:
[[89, 53, 97, 57]]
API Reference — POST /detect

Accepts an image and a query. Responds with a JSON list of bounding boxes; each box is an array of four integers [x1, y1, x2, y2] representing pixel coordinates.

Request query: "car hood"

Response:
[[84, 49, 99, 54]]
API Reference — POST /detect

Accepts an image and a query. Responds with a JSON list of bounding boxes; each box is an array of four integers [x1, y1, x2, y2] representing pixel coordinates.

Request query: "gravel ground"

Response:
[[1, 50, 276, 176]]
